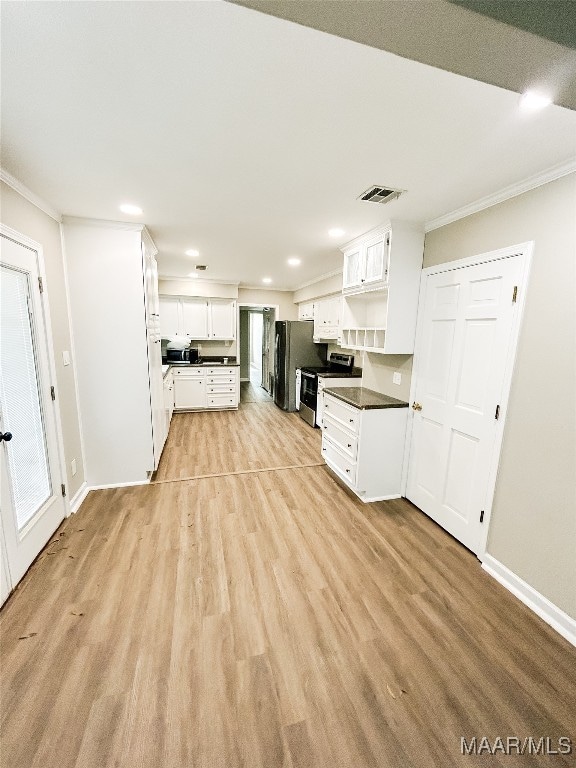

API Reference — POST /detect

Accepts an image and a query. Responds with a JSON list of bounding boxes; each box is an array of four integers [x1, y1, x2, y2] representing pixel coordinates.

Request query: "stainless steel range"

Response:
[[298, 353, 361, 427]]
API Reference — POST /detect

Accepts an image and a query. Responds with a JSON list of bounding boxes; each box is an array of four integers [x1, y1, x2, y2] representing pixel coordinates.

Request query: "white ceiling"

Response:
[[2, 1, 576, 290]]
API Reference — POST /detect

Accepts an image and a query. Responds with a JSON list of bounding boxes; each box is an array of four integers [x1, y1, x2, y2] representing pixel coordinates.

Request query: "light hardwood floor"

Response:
[[1, 398, 575, 768]]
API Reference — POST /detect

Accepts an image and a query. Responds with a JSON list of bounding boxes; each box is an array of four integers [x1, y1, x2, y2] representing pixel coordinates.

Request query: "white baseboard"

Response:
[[68, 481, 89, 514], [240, 377, 249, 382], [482, 554, 576, 648], [88, 479, 150, 491], [362, 493, 402, 503], [67, 478, 150, 514]]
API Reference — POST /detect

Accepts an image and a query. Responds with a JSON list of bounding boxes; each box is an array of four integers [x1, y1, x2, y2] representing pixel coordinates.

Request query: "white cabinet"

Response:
[[298, 301, 315, 320], [321, 391, 408, 502], [181, 298, 210, 339], [172, 366, 239, 410], [159, 297, 181, 338], [63, 220, 165, 486], [173, 369, 206, 409], [316, 375, 359, 428], [340, 221, 424, 354], [342, 230, 390, 291], [159, 297, 236, 340], [163, 371, 174, 437], [209, 299, 236, 339], [313, 294, 341, 341]]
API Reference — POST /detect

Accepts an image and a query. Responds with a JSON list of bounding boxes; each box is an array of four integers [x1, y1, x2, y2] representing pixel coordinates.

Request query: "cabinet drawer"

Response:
[[207, 394, 238, 408], [172, 367, 205, 378], [322, 395, 360, 434], [205, 367, 235, 376], [206, 375, 236, 385], [322, 415, 358, 459], [322, 436, 357, 485], [207, 384, 236, 394]]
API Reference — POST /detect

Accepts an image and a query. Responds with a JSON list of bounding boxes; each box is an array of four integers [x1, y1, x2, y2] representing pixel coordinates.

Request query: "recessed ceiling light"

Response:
[[185, 249, 200, 257], [262, 277, 272, 284], [328, 228, 345, 238], [187, 272, 199, 279], [119, 203, 143, 216], [287, 257, 301, 266], [520, 90, 553, 111]]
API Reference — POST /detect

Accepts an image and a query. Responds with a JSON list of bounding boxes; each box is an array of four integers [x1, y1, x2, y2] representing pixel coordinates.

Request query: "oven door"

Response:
[[298, 371, 318, 427]]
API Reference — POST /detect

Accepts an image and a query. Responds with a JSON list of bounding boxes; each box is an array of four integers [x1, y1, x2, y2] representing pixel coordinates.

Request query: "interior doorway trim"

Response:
[[402, 240, 533, 561], [237, 303, 279, 385], [0, 222, 70, 517]]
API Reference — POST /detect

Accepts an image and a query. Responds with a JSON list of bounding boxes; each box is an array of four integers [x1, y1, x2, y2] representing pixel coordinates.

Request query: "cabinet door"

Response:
[[182, 298, 209, 339], [364, 233, 389, 285], [159, 297, 182, 337], [174, 377, 206, 409], [298, 301, 314, 320], [210, 299, 236, 339], [343, 247, 363, 289]]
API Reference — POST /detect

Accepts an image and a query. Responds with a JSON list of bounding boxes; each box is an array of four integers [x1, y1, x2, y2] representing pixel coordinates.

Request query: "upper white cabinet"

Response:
[[63, 219, 165, 486], [298, 301, 315, 320], [339, 221, 424, 354], [342, 230, 390, 292], [313, 294, 341, 341], [159, 297, 236, 340], [181, 298, 210, 338], [209, 299, 236, 339]]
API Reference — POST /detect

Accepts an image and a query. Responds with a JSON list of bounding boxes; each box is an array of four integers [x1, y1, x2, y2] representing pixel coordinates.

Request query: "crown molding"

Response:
[[0, 168, 62, 222], [61, 215, 147, 231], [293, 268, 343, 293], [425, 159, 576, 233]]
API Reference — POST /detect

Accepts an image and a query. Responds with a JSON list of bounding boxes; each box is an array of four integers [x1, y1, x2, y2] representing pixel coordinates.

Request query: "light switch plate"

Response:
[[393, 371, 402, 385], [62, 350, 71, 366]]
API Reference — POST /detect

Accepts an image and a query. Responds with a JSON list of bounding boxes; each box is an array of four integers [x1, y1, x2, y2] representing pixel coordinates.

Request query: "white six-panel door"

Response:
[[406, 249, 528, 555]]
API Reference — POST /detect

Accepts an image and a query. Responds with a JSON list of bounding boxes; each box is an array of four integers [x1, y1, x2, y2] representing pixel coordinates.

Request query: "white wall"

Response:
[[158, 278, 238, 299], [237, 287, 297, 320], [423, 173, 576, 619], [1, 181, 85, 498]]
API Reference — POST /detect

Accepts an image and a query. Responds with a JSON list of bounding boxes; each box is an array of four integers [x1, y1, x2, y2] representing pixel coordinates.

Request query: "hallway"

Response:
[[1, 396, 575, 768]]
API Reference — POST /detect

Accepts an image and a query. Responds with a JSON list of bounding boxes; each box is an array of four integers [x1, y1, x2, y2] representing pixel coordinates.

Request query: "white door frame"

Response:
[[237, 302, 279, 381], [402, 241, 533, 561], [1, 223, 70, 518]]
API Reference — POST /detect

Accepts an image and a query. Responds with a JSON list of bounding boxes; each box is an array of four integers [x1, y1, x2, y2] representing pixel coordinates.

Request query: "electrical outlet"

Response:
[[71, 458, 77, 476], [393, 371, 402, 385], [62, 350, 71, 366]]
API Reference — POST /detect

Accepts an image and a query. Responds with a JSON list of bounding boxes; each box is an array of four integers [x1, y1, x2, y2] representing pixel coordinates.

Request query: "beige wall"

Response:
[[237, 287, 297, 320], [1, 182, 85, 498], [424, 173, 576, 618], [293, 271, 342, 304], [361, 353, 413, 401]]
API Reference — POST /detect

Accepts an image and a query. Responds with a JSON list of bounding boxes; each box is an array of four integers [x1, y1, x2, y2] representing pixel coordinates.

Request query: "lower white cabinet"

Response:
[[173, 366, 239, 410], [316, 375, 360, 428], [298, 301, 315, 320], [321, 390, 408, 502]]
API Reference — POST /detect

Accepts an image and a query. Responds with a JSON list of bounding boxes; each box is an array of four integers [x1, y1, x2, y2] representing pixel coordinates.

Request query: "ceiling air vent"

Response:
[[196, 264, 207, 271], [358, 185, 404, 205]]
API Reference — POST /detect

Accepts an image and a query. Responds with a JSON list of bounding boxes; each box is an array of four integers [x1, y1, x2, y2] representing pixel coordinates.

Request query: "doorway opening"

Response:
[[238, 304, 277, 399]]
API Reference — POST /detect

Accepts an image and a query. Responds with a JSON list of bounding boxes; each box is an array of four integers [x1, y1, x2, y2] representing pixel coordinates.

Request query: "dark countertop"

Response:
[[323, 386, 409, 410], [317, 367, 363, 379]]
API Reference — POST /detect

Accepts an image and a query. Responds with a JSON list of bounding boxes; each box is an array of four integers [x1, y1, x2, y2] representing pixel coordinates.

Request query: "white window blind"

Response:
[[0, 265, 51, 530]]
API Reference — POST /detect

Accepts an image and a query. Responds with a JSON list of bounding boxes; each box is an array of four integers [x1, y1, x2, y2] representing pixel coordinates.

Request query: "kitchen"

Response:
[[1, 2, 575, 766]]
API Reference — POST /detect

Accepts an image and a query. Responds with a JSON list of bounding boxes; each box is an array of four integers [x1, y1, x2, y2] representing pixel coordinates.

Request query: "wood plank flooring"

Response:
[[1, 398, 575, 767], [154, 396, 321, 482]]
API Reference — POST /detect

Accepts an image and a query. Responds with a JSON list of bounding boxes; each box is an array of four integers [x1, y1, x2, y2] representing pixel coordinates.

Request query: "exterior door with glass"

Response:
[[0, 232, 66, 596]]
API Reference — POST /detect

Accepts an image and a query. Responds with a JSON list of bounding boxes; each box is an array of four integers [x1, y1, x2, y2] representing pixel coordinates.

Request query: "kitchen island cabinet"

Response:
[[321, 387, 408, 502]]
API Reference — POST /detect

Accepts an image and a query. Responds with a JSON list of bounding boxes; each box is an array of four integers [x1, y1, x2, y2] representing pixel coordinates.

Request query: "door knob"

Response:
[[0, 432, 13, 442], [412, 402, 423, 411]]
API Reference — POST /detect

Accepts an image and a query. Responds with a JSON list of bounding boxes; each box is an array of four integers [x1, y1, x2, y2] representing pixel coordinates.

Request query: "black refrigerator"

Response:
[[273, 321, 327, 411]]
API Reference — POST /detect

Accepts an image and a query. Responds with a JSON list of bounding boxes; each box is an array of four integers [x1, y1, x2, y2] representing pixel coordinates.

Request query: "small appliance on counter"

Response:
[[164, 337, 196, 363], [299, 353, 362, 427]]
